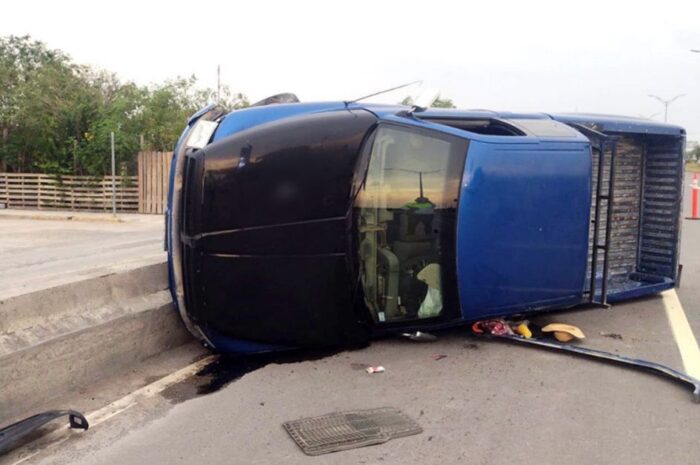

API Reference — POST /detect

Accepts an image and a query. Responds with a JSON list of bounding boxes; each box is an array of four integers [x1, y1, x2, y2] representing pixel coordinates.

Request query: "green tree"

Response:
[[688, 144, 700, 163], [431, 96, 456, 108], [0, 35, 79, 172], [140, 76, 200, 152], [73, 73, 145, 175], [140, 77, 249, 152], [0, 35, 250, 175]]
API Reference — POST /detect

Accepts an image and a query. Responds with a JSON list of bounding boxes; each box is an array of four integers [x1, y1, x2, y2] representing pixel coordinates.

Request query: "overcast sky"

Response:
[[3, 0, 700, 141]]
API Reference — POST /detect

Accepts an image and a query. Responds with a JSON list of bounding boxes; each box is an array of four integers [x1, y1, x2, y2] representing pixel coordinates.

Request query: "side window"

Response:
[[355, 125, 467, 323]]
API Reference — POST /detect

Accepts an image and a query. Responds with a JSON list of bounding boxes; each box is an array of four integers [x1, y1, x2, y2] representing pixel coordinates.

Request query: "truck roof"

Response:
[[412, 108, 685, 137], [212, 101, 686, 143]]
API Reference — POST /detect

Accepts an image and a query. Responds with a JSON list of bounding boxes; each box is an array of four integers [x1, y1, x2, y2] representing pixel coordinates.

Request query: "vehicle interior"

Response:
[[355, 125, 466, 324]]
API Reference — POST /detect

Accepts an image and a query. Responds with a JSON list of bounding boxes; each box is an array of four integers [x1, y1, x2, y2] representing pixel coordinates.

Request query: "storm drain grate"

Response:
[[283, 407, 422, 456]]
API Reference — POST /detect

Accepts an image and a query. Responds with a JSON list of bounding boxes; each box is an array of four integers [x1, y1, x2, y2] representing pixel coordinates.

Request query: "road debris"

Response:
[[401, 331, 437, 342], [366, 366, 385, 374], [431, 354, 448, 361], [514, 321, 533, 338], [473, 319, 585, 343], [541, 323, 585, 342], [0, 410, 88, 455], [600, 332, 623, 340], [471, 319, 514, 336], [471, 319, 700, 403]]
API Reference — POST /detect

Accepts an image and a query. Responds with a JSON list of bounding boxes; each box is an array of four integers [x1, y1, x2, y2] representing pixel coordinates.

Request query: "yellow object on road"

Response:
[[515, 322, 532, 339], [541, 323, 585, 342]]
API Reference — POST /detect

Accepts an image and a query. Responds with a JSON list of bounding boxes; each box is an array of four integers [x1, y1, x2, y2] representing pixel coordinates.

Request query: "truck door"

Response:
[[354, 123, 469, 327], [456, 135, 592, 319]]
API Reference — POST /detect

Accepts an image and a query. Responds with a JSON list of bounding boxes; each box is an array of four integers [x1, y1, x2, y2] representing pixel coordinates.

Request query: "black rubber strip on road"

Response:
[[0, 410, 88, 455]]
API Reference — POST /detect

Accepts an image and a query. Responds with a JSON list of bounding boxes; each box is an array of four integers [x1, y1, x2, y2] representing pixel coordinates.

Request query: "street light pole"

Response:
[[648, 94, 685, 123], [216, 65, 221, 103]]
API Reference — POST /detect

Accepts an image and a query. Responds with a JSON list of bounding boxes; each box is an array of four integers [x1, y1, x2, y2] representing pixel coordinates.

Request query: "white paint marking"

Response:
[[8, 438, 69, 465], [662, 289, 700, 378], [7, 355, 216, 465], [86, 355, 216, 425]]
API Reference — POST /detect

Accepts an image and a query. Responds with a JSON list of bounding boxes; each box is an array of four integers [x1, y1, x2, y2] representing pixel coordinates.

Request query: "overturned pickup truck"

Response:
[[166, 98, 685, 354]]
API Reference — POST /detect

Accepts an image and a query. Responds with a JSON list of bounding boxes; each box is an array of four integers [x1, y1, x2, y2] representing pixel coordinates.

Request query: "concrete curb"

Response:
[[0, 261, 195, 425], [0, 209, 162, 224], [0, 210, 125, 223], [0, 262, 167, 334], [0, 298, 191, 425]]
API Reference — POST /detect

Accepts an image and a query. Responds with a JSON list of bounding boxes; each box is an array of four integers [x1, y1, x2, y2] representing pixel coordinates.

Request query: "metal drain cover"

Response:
[[283, 407, 422, 456]]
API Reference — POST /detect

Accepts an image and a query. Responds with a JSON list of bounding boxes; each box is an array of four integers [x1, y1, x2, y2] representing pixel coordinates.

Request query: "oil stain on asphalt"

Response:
[[161, 348, 339, 403]]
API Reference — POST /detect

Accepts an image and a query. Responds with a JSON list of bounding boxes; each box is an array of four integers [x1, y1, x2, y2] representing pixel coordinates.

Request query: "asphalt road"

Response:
[[6, 173, 700, 465], [0, 211, 164, 299], [678, 171, 700, 335]]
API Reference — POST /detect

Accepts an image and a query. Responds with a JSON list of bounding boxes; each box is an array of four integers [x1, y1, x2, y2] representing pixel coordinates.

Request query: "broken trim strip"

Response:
[[6, 356, 216, 464], [482, 334, 700, 403], [0, 410, 88, 455]]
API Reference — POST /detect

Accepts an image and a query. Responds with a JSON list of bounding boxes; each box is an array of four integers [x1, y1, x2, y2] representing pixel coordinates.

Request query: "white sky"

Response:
[[3, 0, 700, 141]]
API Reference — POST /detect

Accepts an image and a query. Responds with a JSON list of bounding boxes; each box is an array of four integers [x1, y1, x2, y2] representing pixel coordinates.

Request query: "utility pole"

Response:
[[648, 94, 685, 123], [110, 131, 116, 216], [385, 168, 441, 202]]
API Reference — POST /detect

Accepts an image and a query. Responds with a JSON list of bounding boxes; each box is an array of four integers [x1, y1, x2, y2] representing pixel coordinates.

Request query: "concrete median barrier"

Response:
[[0, 262, 193, 425]]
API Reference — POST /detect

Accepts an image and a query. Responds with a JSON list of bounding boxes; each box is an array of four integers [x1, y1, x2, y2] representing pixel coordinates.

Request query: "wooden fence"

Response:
[[0, 173, 139, 212], [0, 151, 172, 214], [138, 151, 171, 214]]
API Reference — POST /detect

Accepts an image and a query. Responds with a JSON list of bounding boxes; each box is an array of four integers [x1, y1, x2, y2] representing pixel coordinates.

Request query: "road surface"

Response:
[[0, 211, 164, 299], [4, 173, 700, 465]]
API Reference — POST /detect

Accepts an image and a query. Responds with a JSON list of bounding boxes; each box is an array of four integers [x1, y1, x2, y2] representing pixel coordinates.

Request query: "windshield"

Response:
[[355, 125, 468, 324]]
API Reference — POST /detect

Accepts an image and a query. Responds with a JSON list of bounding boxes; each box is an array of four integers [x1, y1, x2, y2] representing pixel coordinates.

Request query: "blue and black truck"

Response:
[[166, 98, 685, 355]]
